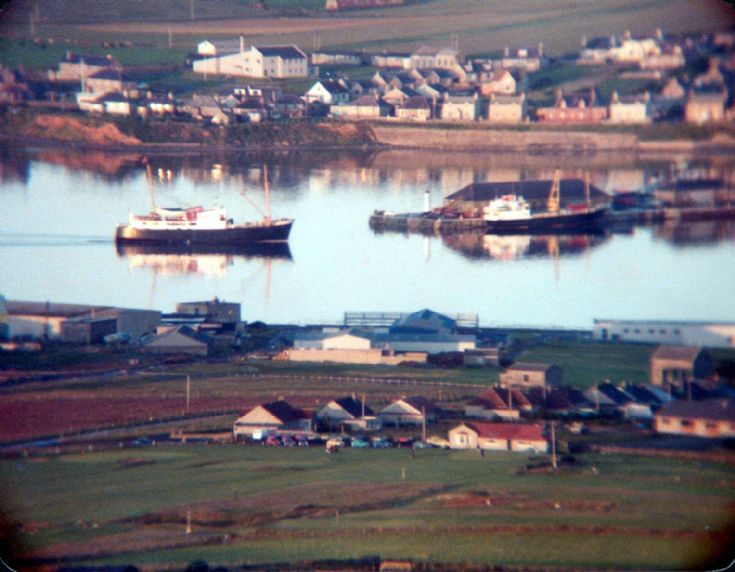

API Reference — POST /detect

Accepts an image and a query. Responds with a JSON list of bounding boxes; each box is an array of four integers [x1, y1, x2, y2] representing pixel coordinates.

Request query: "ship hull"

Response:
[[484, 208, 607, 234], [115, 219, 293, 245]]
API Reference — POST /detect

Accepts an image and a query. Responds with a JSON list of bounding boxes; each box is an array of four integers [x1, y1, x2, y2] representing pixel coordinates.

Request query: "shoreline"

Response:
[[2, 111, 735, 156]]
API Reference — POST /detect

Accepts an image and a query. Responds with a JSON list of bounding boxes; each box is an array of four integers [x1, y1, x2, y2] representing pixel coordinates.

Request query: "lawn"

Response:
[[1, 445, 733, 569]]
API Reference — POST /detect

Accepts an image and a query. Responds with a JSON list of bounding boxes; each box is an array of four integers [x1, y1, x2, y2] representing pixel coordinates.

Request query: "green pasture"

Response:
[[513, 342, 656, 388], [1, 0, 732, 59], [1, 445, 733, 569]]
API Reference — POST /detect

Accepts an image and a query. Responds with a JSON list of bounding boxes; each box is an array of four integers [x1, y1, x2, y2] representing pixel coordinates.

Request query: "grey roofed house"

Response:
[[596, 382, 634, 406], [88, 69, 134, 82], [656, 398, 735, 424], [141, 324, 211, 355], [445, 179, 609, 209], [402, 395, 441, 415], [333, 396, 375, 418], [259, 400, 311, 424], [402, 95, 430, 110], [389, 308, 456, 334]]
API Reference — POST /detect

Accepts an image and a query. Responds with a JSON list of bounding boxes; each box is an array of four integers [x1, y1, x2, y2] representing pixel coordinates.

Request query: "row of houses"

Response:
[[231, 388, 735, 452]]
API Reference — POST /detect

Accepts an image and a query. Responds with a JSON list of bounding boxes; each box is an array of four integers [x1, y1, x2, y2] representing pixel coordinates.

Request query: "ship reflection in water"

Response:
[[654, 219, 735, 247], [441, 232, 610, 261], [115, 243, 292, 277]]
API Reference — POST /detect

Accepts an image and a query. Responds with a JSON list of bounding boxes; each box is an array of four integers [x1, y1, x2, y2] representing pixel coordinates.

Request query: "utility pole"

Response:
[[421, 407, 426, 442], [550, 421, 557, 470], [186, 375, 191, 412]]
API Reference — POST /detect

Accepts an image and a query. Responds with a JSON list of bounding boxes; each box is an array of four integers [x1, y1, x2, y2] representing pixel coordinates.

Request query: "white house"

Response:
[[448, 422, 547, 452], [233, 400, 312, 439], [305, 80, 350, 105], [316, 396, 380, 431], [608, 91, 650, 124], [378, 396, 439, 427]]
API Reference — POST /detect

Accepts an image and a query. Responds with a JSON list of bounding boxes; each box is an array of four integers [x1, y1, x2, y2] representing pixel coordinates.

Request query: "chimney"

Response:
[[240, 35, 245, 54]]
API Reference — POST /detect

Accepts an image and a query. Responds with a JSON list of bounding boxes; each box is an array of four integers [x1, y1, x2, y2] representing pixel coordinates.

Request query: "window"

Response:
[[681, 419, 694, 428]]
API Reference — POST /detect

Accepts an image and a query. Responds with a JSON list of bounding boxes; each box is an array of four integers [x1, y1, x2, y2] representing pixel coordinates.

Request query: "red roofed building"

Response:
[[448, 422, 547, 452]]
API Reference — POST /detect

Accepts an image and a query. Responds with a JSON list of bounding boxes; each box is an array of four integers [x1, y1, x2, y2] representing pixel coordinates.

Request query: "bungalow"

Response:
[[464, 387, 531, 420], [410, 46, 461, 70], [379, 396, 440, 427], [526, 386, 594, 416], [439, 92, 478, 121], [141, 325, 211, 356], [396, 95, 431, 121], [233, 98, 269, 123], [685, 88, 727, 124], [99, 92, 134, 116], [305, 79, 350, 105], [500, 362, 563, 389], [85, 68, 136, 97], [316, 396, 379, 431], [650, 345, 714, 388], [383, 86, 416, 108], [233, 400, 312, 439], [486, 93, 527, 124], [608, 91, 650, 124], [331, 94, 390, 119], [448, 422, 547, 452], [654, 399, 735, 438], [480, 70, 516, 96], [585, 382, 651, 419]]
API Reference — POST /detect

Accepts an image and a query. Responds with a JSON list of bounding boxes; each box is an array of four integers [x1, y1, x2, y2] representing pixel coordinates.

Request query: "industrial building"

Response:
[[192, 38, 308, 79], [593, 319, 735, 348], [4, 299, 160, 345]]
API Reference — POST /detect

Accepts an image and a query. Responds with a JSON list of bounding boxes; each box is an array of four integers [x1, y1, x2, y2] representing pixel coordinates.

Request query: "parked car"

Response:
[[372, 438, 393, 449], [426, 436, 450, 449], [264, 435, 281, 446], [281, 436, 296, 447], [294, 434, 310, 447], [412, 440, 432, 449], [326, 437, 345, 449], [351, 438, 371, 448]]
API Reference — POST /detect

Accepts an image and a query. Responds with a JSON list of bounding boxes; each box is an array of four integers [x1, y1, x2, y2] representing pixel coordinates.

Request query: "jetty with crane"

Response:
[[369, 171, 609, 235]]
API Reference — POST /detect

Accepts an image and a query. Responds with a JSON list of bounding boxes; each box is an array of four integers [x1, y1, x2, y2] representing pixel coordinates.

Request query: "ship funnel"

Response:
[[424, 189, 431, 213]]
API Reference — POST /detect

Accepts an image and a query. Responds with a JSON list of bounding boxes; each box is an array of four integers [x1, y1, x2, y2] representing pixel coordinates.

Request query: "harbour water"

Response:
[[1, 144, 734, 329]]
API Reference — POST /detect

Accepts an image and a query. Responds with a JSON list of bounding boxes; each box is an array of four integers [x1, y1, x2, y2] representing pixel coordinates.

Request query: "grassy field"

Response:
[[1, 0, 732, 59], [1, 444, 733, 569], [513, 341, 657, 388]]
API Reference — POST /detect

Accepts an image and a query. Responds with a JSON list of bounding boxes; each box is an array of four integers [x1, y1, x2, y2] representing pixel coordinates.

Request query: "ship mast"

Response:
[[263, 163, 272, 225], [547, 168, 560, 214], [144, 157, 157, 210]]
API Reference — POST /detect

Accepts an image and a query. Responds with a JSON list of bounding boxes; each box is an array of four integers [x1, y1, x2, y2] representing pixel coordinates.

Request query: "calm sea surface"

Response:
[[1, 144, 734, 329]]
